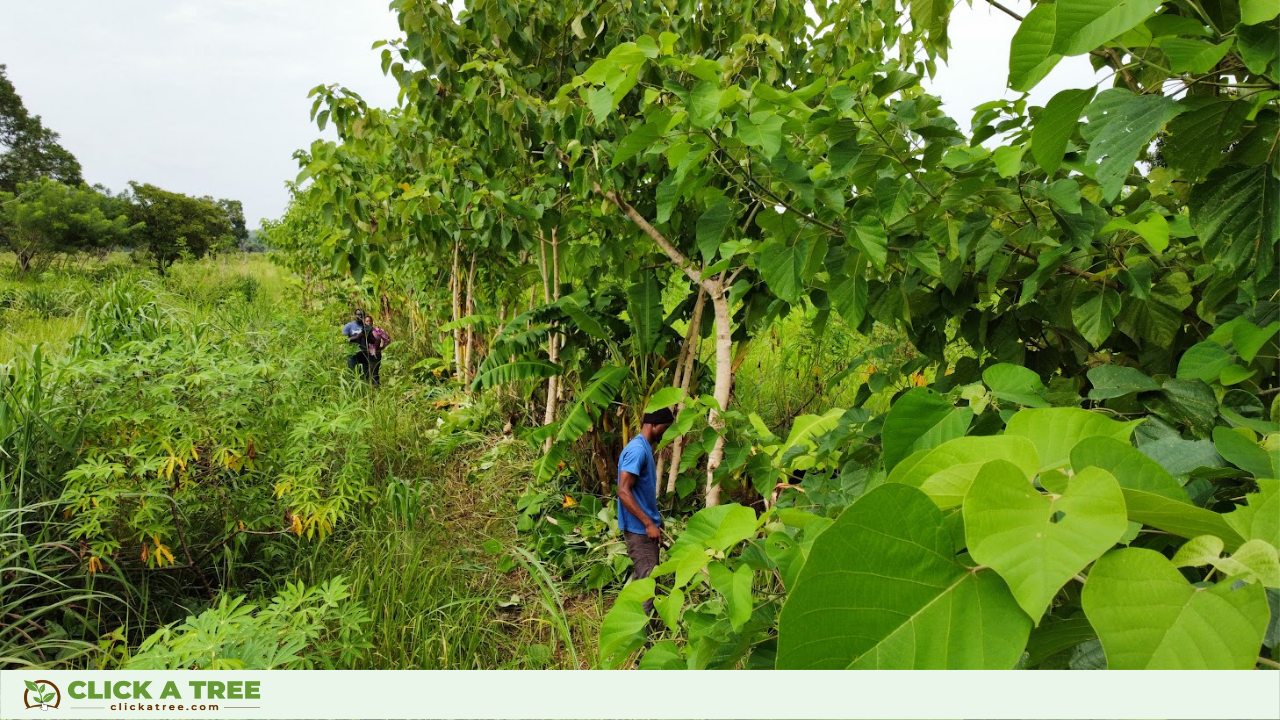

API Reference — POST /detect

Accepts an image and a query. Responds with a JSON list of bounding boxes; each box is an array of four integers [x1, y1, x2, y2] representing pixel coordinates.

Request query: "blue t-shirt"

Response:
[[343, 321, 368, 349], [616, 435, 662, 534]]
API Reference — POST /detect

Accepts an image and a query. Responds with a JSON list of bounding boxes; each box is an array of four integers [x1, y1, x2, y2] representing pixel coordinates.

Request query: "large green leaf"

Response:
[[776, 484, 1032, 669], [598, 578, 655, 668], [738, 112, 785, 158], [1081, 89, 1186, 201], [645, 386, 686, 413], [695, 199, 733, 265], [707, 561, 753, 631], [1177, 340, 1233, 383], [627, 276, 663, 354], [1006, 407, 1144, 472], [1214, 426, 1278, 479], [983, 363, 1049, 407], [1070, 436, 1188, 502], [1009, 3, 1062, 92], [889, 435, 1040, 510], [1157, 378, 1219, 437], [756, 238, 806, 304], [637, 640, 685, 669], [558, 298, 609, 339], [849, 219, 888, 270], [611, 111, 671, 167], [1241, 0, 1280, 25], [1052, 0, 1164, 56], [555, 364, 628, 445], [1190, 164, 1280, 262], [1120, 489, 1246, 550], [828, 268, 868, 328], [966, 462, 1128, 620], [1163, 99, 1250, 181], [777, 408, 845, 464], [687, 81, 724, 129], [909, 0, 950, 39], [1072, 287, 1122, 347], [1031, 87, 1096, 176], [655, 504, 758, 588], [1086, 365, 1162, 400], [1236, 22, 1280, 73], [1233, 320, 1280, 364], [1157, 38, 1234, 74], [1225, 479, 1280, 548], [1082, 548, 1269, 669], [881, 388, 973, 471], [470, 360, 561, 392]]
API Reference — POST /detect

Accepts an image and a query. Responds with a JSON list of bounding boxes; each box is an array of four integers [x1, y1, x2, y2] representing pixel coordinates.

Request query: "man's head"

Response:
[[641, 407, 675, 443], [354, 309, 366, 323]]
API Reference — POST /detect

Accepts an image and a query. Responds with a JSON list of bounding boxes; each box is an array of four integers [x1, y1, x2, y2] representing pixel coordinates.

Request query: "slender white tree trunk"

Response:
[[665, 287, 706, 495], [463, 253, 477, 380], [587, 179, 735, 508], [550, 228, 561, 407], [451, 241, 463, 379], [704, 281, 733, 507], [540, 232, 560, 451]]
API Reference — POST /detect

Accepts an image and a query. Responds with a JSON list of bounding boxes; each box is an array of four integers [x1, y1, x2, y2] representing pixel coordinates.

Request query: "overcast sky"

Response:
[[0, 1, 1097, 229]]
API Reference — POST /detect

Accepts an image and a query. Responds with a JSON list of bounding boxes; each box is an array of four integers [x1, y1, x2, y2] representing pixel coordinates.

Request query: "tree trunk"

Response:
[[704, 281, 734, 507], [540, 232, 560, 451], [665, 287, 706, 495], [451, 241, 463, 379], [463, 252, 477, 381], [588, 179, 737, 507], [550, 227, 561, 408]]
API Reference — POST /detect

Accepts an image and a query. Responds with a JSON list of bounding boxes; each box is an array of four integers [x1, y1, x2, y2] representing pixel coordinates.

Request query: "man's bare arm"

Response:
[[617, 470, 659, 539]]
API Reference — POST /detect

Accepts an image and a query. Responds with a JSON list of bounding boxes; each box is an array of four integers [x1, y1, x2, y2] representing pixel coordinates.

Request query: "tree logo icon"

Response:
[[23, 680, 60, 711]]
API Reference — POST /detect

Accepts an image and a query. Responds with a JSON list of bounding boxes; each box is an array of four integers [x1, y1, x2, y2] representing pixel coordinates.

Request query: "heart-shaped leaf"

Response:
[[1225, 479, 1279, 548], [889, 435, 1041, 510], [1082, 548, 1269, 669], [1009, 3, 1062, 91], [966, 462, 1128, 621], [1070, 435, 1188, 501], [881, 388, 974, 471], [777, 484, 1032, 669], [598, 578, 655, 668], [1006, 407, 1143, 472]]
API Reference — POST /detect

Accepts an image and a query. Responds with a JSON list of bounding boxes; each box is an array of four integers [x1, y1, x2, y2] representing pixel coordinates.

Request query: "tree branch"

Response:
[[982, 0, 1023, 21], [593, 181, 706, 287]]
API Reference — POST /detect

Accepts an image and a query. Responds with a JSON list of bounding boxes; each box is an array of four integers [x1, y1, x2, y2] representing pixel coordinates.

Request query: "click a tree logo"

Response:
[[23, 680, 60, 711]]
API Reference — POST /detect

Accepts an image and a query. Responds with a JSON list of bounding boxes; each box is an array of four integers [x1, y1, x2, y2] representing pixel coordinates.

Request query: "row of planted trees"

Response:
[[268, 0, 1280, 672], [0, 178, 249, 275], [277, 0, 1278, 508]]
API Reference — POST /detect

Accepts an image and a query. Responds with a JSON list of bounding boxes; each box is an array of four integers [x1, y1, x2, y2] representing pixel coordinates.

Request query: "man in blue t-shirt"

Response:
[[342, 309, 373, 382], [616, 406, 674, 617]]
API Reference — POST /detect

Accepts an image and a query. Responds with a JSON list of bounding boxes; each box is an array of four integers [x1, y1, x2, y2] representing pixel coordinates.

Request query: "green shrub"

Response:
[[121, 577, 372, 669]]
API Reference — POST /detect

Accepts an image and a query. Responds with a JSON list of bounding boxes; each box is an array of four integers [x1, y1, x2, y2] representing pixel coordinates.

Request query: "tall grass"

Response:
[[2, 251, 605, 670]]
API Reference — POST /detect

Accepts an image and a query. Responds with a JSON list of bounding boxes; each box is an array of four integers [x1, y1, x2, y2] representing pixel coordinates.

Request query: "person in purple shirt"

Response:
[[616, 406, 674, 618]]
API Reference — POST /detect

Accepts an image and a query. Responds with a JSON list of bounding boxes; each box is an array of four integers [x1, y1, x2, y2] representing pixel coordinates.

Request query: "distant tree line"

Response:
[[0, 64, 251, 274]]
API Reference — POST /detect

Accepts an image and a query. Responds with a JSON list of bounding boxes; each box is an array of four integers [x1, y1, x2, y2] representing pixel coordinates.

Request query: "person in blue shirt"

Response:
[[342, 309, 373, 382], [616, 406, 674, 618]]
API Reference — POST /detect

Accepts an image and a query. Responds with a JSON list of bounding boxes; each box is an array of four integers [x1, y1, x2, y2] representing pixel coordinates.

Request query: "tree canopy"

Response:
[[0, 64, 83, 193], [0, 177, 135, 273], [126, 182, 235, 275]]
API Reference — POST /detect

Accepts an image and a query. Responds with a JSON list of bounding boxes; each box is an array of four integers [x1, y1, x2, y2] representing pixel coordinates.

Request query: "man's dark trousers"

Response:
[[624, 531, 659, 617]]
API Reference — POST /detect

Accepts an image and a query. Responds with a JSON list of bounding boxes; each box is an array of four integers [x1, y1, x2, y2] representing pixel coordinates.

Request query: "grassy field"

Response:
[[0, 250, 896, 670], [1, 252, 616, 669]]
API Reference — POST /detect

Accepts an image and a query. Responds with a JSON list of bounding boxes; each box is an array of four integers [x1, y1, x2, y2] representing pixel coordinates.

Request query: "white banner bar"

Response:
[[4, 669, 1278, 719]]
